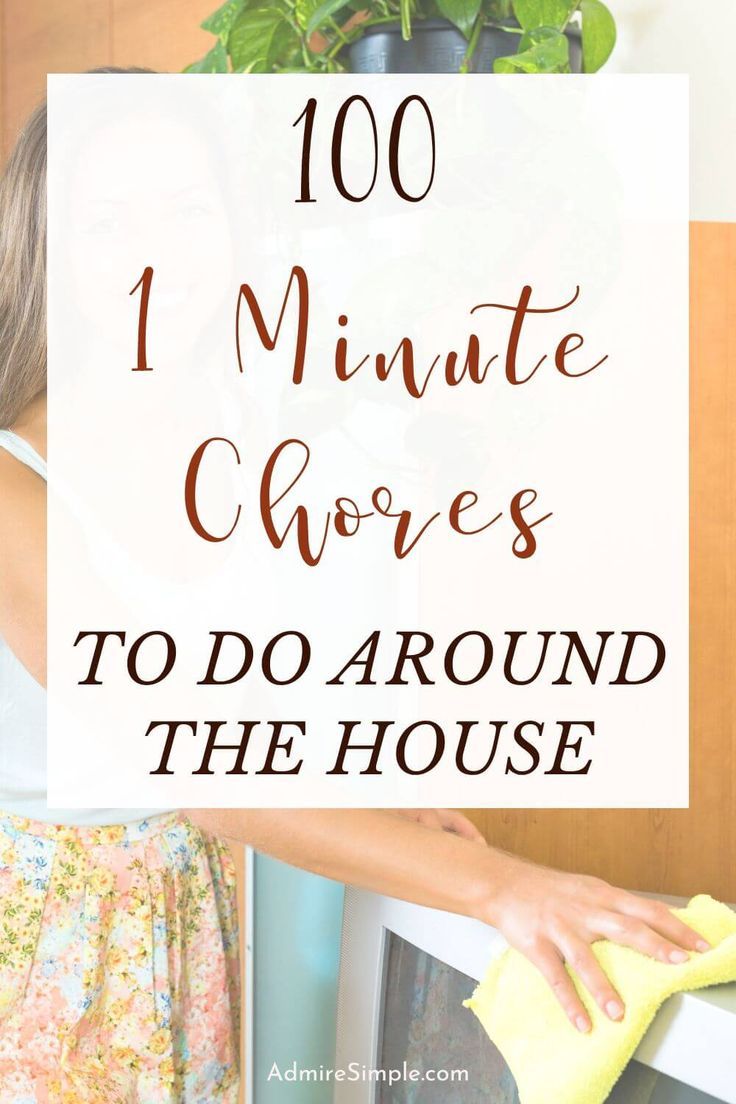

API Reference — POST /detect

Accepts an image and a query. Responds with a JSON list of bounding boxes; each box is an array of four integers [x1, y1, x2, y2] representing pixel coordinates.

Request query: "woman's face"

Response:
[[67, 112, 234, 369]]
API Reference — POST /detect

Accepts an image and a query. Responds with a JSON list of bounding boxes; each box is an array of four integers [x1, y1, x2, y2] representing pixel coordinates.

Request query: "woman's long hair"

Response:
[[0, 67, 152, 429], [0, 100, 47, 428]]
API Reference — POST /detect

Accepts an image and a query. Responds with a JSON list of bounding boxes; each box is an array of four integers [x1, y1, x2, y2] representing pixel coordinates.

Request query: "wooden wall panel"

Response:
[[0, 0, 212, 158], [471, 221, 736, 903], [110, 0, 211, 73], [1, 1, 112, 156]]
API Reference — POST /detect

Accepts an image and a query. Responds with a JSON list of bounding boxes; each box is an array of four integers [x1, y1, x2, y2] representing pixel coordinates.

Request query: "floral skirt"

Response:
[[0, 811, 240, 1104]]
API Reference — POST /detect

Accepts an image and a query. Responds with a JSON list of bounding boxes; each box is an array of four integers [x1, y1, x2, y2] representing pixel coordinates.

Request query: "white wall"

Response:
[[608, 0, 735, 222]]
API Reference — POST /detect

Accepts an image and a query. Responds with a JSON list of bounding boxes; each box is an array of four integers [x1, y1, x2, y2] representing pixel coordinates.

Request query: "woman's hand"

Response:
[[392, 808, 485, 843], [482, 856, 710, 1034]]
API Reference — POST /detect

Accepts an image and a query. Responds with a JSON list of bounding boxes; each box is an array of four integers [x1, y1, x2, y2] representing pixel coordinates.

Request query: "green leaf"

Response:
[[201, 0, 247, 41], [296, 0, 331, 32], [436, 0, 482, 38], [228, 7, 298, 71], [494, 25, 570, 71], [512, 0, 577, 31], [184, 40, 229, 72], [580, 0, 616, 71], [306, 0, 352, 35]]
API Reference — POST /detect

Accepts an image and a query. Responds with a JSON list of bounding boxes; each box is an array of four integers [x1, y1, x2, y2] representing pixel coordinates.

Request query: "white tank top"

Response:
[[0, 429, 169, 825]]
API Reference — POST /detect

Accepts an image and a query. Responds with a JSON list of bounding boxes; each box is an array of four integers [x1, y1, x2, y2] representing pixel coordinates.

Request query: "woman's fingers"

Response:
[[391, 808, 441, 831], [437, 809, 486, 843], [616, 895, 710, 953], [595, 912, 692, 964], [560, 938, 624, 1022], [391, 808, 485, 842], [415, 810, 443, 831], [529, 942, 592, 1033]]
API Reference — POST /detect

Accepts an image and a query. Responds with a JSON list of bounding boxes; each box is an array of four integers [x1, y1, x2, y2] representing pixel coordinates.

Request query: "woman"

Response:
[[0, 86, 706, 1103]]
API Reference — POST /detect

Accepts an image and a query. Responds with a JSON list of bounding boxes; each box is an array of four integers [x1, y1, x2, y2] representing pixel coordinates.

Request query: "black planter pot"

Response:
[[348, 18, 582, 74]]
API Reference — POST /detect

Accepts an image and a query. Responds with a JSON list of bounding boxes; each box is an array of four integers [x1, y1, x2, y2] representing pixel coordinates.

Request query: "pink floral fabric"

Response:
[[0, 811, 240, 1103]]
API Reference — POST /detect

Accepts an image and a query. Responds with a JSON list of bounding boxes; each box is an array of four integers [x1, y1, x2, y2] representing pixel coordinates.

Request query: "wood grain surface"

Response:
[[0, 0, 211, 157], [472, 222, 736, 903]]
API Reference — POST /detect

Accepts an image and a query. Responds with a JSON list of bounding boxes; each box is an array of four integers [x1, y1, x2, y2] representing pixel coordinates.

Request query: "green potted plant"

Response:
[[188, 0, 616, 75]]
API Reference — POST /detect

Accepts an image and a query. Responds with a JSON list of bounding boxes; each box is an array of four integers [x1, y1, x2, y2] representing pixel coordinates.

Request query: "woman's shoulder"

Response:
[[0, 446, 45, 562], [0, 445, 46, 683]]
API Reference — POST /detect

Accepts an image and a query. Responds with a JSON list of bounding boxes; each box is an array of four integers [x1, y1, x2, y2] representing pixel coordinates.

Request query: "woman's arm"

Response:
[[0, 452, 46, 685], [186, 807, 707, 1034]]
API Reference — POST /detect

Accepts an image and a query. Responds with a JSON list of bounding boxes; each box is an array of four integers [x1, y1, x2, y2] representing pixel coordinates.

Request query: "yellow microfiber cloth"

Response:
[[464, 894, 736, 1104]]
